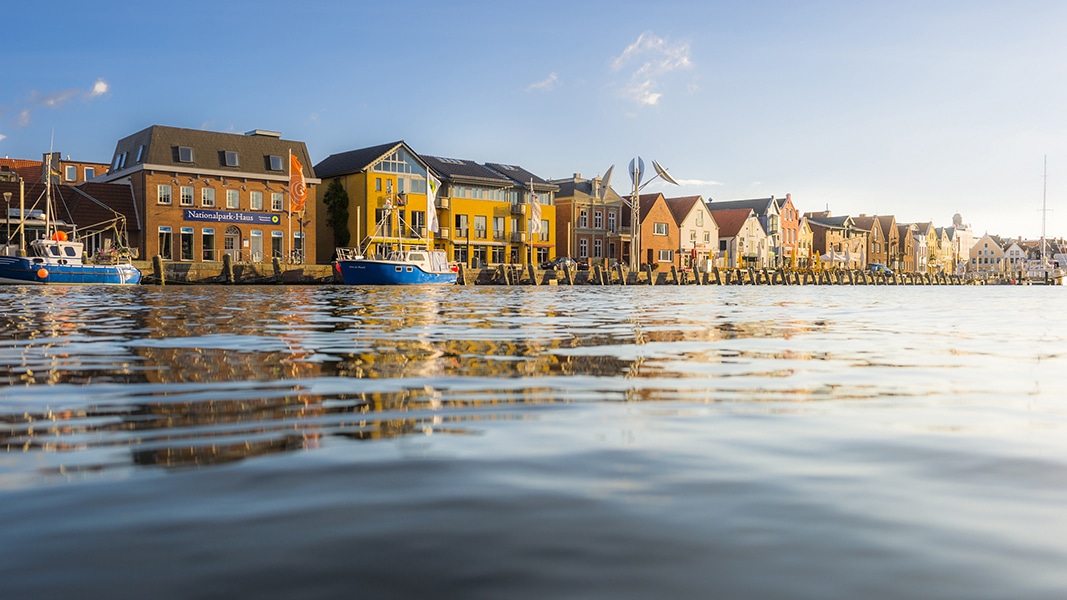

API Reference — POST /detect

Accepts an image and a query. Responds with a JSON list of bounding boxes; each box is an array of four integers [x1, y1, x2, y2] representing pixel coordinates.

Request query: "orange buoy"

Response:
[[36, 268, 49, 279], [51, 231, 68, 242]]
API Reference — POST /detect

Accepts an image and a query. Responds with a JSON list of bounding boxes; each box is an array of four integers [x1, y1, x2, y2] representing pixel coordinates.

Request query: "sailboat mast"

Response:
[[1042, 155, 1048, 271]]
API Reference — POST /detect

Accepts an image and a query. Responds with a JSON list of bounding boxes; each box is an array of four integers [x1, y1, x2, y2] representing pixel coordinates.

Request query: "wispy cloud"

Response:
[[611, 32, 693, 106], [0, 134, 6, 142], [525, 72, 560, 92], [14, 78, 110, 127], [677, 178, 724, 187]]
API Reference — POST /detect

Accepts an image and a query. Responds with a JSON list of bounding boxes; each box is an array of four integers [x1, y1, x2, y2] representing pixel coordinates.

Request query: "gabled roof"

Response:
[[876, 215, 897, 238], [807, 215, 854, 230], [553, 177, 625, 203], [850, 215, 878, 234], [707, 197, 779, 217], [313, 140, 406, 179], [708, 207, 756, 238], [104, 125, 317, 181], [485, 163, 559, 193], [422, 156, 513, 186], [0, 180, 141, 233], [620, 193, 665, 227], [663, 195, 703, 226]]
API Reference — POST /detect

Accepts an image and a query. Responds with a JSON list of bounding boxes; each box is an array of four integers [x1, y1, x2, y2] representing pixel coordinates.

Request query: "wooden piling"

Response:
[[152, 255, 165, 285]]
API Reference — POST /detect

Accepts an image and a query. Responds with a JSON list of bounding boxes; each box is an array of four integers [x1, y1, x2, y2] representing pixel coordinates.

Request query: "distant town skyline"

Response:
[[3, 0, 1066, 239]]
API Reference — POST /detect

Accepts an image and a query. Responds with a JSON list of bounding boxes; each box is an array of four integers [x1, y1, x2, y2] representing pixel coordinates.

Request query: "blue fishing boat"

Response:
[[334, 247, 456, 285], [0, 155, 142, 285]]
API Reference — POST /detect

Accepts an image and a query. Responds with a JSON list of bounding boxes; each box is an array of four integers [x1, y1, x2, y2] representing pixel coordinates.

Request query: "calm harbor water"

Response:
[[1, 284, 1066, 599]]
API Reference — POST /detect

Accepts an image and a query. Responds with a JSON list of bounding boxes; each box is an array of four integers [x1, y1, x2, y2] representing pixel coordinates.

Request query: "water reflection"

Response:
[[2, 285, 1065, 476]]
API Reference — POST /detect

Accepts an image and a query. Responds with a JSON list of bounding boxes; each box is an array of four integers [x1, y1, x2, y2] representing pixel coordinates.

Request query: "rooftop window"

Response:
[[224, 151, 239, 167], [269, 155, 284, 171], [178, 146, 194, 163]]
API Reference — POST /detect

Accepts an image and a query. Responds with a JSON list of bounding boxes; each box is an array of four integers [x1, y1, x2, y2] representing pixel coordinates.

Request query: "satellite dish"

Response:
[[652, 159, 679, 186], [628, 157, 644, 188], [599, 165, 614, 199]]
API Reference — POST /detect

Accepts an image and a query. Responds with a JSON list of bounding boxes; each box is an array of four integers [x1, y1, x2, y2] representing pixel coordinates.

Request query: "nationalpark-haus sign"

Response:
[[184, 209, 282, 225]]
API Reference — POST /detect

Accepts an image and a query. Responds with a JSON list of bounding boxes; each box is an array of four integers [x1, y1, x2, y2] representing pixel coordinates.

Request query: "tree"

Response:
[[323, 179, 351, 249]]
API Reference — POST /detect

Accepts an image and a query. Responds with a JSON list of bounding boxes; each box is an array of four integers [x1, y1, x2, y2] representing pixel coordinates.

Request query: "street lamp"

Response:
[[3, 191, 10, 251], [626, 157, 679, 270]]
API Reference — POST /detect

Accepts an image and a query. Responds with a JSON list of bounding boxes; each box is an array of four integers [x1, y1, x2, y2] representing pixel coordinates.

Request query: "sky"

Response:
[[3, 0, 1067, 239]]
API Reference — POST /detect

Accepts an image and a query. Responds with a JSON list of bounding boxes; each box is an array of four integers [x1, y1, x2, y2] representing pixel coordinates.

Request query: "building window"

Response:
[[474, 215, 487, 239], [179, 227, 194, 261], [696, 212, 704, 227], [250, 191, 263, 211], [493, 216, 505, 240], [158, 226, 173, 260], [608, 212, 616, 233], [64, 165, 76, 181], [178, 146, 194, 163], [594, 210, 603, 229], [580, 238, 588, 258], [704, 232, 711, 243], [293, 232, 304, 262], [202, 228, 216, 261], [226, 189, 239, 209], [202, 188, 216, 207], [594, 238, 603, 258], [136, 145, 145, 163], [540, 220, 550, 242], [180, 186, 194, 206], [653, 222, 668, 236], [376, 178, 382, 192], [658, 249, 674, 262], [224, 151, 239, 167], [609, 242, 616, 259], [271, 192, 284, 211], [579, 209, 588, 228], [84, 167, 95, 180], [157, 184, 172, 205], [271, 231, 284, 259], [269, 155, 284, 171], [492, 246, 506, 264]]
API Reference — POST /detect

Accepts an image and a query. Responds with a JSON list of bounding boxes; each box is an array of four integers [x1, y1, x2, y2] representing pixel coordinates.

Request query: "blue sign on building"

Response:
[[184, 209, 282, 226]]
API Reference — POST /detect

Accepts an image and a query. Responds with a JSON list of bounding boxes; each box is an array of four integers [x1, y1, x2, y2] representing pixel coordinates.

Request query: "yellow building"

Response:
[[313, 141, 438, 260], [423, 156, 557, 267]]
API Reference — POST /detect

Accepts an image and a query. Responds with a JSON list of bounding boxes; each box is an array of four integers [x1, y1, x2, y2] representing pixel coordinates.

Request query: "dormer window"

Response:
[[269, 155, 284, 171], [178, 146, 194, 163], [224, 151, 239, 167]]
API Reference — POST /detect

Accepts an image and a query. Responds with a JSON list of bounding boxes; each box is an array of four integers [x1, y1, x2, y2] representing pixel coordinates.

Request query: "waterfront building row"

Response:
[[2, 125, 1059, 275]]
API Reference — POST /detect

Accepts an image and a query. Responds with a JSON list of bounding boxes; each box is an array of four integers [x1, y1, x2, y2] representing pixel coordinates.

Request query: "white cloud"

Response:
[[677, 178, 724, 187], [612, 32, 693, 106], [526, 72, 560, 92], [14, 79, 110, 128], [0, 134, 6, 142], [90, 79, 109, 97]]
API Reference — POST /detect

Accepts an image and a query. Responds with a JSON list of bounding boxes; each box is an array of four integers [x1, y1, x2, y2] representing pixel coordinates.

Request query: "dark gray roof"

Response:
[[422, 156, 513, 186], [484, 163, 559, 193], [104, 125, 316, 180], [706, 197, 778, 216], [807, 215, 854, 230], [313, 141, 405, 179]]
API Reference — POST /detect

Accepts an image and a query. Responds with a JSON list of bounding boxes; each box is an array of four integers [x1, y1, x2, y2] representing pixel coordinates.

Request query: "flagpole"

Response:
[[287, 149, 292, 262]]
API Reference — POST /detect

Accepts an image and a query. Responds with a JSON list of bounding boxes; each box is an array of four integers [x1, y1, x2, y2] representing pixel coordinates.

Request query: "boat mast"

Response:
[[1042, 155, 1048, 273]]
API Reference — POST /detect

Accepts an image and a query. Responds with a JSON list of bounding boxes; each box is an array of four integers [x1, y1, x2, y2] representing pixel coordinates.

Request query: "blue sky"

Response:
[[4, 0, 1066, 238]]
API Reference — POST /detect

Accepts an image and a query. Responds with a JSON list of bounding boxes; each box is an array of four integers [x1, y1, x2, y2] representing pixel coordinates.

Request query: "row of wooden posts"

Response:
[[463, 263, 971, 286]]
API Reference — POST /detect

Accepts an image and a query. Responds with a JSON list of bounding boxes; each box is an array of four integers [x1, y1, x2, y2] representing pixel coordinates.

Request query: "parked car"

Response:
[[541, 257, 577, 270], [867, 262, 893, 275]]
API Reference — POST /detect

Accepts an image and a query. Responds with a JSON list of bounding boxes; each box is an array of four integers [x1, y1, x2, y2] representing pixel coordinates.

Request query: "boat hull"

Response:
[[0, 256, 142, 285], [336, 259, 456, 285]]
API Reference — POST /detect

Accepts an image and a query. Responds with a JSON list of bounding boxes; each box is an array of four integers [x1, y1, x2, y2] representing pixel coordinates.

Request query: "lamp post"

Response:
[[3, 191, 10, 251]]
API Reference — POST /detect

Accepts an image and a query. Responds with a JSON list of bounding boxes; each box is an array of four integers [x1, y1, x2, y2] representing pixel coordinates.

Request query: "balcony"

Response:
[[455, 227, 469, 239], [435, 197, 450, 210], [510, 203, 525, 215], [510, 232, 526, 243], [438, 227, 450, 238]]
